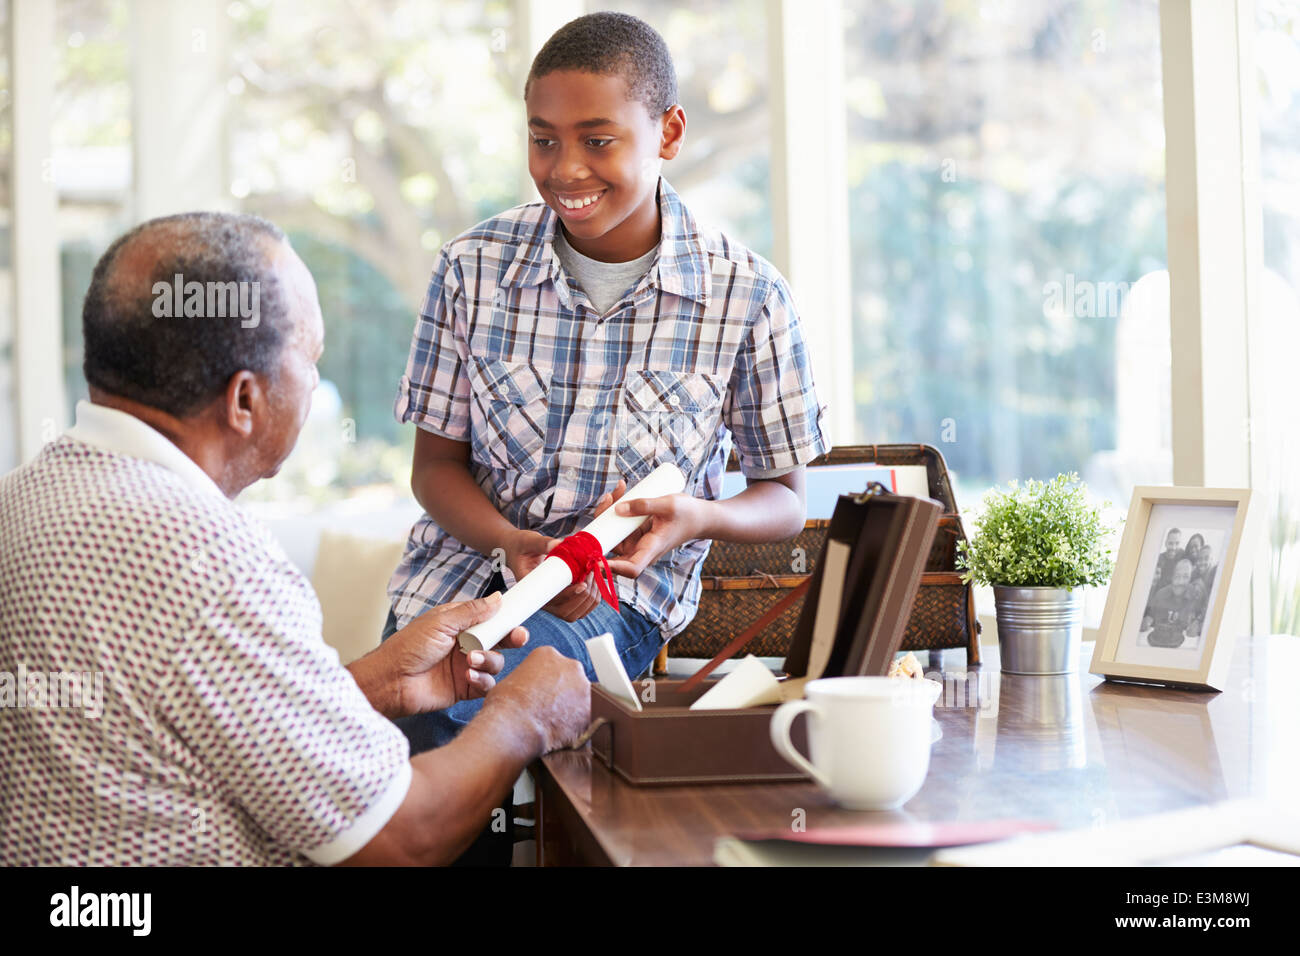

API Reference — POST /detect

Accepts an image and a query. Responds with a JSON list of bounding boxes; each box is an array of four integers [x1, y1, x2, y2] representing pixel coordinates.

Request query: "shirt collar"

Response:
[[500, 177, 712, 307], [65, 400, 227, 499]]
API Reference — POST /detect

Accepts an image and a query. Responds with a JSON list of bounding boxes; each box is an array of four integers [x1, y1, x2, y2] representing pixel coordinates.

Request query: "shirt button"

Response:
[[580, 394, 595, 408], [669, 394, 681, 407], [564, 467, 578, 481]]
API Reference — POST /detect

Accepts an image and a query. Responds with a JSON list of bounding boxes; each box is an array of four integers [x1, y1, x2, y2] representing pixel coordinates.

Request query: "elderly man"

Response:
[[0, 212, 589, 866], [1143, 558, 1197, 649]]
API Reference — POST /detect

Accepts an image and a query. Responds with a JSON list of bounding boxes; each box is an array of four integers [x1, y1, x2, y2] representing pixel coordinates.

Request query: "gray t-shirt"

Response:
[[553, 229, 659, 316]]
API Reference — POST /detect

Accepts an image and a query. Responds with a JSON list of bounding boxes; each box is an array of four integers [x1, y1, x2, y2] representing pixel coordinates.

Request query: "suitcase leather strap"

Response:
[[678, 577, 812, 695]]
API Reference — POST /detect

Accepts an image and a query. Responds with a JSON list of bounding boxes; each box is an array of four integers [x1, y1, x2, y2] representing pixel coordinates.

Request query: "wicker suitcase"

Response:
[[668, 443, 981, 666]]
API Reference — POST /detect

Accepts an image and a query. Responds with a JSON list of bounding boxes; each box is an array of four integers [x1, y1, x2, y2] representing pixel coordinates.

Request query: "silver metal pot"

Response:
[[992, 586, 1084, 675]]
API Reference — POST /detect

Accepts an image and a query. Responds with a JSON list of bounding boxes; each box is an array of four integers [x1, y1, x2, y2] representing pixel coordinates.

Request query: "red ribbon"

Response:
[[549, 531, 620, 612]]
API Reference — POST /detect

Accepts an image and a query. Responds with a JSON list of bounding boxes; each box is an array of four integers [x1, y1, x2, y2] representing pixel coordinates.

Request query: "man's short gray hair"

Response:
[[83, 211, 292, 417]]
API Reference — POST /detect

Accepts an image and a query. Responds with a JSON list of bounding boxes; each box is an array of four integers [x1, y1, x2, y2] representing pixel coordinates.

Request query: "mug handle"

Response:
[[770, 700, 829, 789]]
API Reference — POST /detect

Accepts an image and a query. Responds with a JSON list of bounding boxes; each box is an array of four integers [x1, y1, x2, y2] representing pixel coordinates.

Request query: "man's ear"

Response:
[[659, 104, 686, 161], [222, 370, 262, 438]]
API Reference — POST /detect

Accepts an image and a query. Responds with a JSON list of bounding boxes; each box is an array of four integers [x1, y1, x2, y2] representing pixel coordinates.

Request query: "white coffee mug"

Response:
[[770, 677, 942, 810]]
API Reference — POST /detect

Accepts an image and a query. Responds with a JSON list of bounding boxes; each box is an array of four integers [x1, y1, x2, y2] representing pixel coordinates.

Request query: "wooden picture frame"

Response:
[[1089, 487, 1258, 692]]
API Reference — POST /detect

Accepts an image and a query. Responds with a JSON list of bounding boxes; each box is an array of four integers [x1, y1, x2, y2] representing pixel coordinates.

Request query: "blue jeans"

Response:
[[382, 597, 663, 755]]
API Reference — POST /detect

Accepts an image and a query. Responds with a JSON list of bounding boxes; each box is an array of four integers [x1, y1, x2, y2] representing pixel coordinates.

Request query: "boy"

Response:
[[385, 12, 828, 753]]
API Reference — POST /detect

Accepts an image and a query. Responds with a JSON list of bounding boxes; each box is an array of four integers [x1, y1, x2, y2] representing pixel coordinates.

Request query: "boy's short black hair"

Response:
[[526, 12, 678, 117]]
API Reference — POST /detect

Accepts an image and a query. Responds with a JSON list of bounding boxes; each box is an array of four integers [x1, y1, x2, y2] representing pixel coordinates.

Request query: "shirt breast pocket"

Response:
[[617, 368, 725, 483], [468, 358, 551, 475]]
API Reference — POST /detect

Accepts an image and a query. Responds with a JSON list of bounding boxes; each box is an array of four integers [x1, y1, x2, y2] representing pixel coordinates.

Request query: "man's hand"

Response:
[[342, 644, 591, 866], [502, 483, 626, 621], [360, 594, 529, 719], [606, 491, 710, 578], [484, 646, 591, 753]]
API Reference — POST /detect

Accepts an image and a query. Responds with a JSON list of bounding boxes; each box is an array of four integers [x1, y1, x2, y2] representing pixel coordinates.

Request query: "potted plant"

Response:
[[956, 473, 1116, 675]]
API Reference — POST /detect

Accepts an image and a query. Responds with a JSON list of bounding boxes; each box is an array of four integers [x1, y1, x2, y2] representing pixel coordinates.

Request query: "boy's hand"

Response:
[[505, 529, 606, 622], [500, 482, 630, 622], [607, 493, 710, 578]]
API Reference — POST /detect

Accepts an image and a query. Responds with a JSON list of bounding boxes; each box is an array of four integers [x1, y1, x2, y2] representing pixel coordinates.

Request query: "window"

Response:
[[55, 0, 132, 418], [588, 0, 773, 257], [226, 0, 524, 509], [1254, 0, 1300, 635], [0, 0, 14, 473], [843, 0, 1168, 624], [13, 0, 1287, 637]]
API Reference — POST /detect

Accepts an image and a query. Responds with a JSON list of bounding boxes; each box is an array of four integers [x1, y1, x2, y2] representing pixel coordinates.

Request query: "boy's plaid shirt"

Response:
[[389, 178, 828, 640]]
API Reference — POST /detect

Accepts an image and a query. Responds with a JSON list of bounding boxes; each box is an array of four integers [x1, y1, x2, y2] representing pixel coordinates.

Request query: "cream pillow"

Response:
[[311, 529, 406, 665]]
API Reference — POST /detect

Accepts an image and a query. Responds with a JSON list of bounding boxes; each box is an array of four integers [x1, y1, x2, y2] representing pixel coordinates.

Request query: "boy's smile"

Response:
[[526, 70, 686, 263], [552, 186, 607, 220]]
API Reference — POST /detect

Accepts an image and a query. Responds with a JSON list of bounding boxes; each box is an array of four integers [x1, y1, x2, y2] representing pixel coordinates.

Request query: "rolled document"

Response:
[[458, 462, 687, 652]]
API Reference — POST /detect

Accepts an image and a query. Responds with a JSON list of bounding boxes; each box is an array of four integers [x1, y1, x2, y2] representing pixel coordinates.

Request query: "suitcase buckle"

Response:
[[853, 480, 891, 504]]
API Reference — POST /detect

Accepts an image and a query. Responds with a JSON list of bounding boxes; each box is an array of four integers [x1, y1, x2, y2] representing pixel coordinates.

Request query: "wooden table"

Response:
[[532, 635, 1299, 866]]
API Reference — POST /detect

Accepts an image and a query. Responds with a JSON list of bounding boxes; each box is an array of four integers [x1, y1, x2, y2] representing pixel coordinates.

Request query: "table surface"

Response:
[[533, 635, 1300, 866]]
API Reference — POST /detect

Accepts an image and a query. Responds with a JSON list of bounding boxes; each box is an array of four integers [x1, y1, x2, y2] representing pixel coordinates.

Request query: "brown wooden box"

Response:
[[589, 487, 940, 786], [589, 681, 809, 786]]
